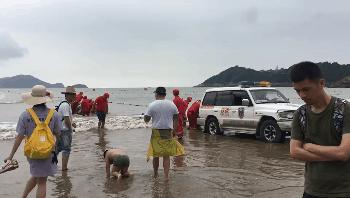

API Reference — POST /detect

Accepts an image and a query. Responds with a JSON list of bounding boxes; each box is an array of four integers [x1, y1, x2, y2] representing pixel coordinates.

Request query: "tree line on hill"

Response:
[[197, 62, 350, 87]]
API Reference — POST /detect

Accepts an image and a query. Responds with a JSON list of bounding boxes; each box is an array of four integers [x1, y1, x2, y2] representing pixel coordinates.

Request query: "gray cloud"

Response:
[[0, 32, 28, 61], [243, 7, 259, 24], [0, 0, 349, 87]]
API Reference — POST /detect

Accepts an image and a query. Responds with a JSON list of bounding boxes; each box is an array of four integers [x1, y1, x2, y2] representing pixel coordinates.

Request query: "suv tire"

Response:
[[259, 120, 284, 143], [205, 117, 222, 135]]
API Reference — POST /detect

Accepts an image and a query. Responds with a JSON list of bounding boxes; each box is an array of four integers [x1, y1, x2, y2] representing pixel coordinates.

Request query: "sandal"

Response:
[[0, 159, 19, 174]]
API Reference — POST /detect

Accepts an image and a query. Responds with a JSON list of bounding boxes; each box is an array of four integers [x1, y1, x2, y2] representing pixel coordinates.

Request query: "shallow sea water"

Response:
[[0, 127, 304, 198]]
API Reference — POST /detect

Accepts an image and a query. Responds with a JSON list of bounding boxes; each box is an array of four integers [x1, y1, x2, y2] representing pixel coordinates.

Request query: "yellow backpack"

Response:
[[24, 108, 55, 159]]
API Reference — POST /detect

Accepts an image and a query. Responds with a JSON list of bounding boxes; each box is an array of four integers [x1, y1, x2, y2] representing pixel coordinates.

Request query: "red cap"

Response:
[[187, 97, 192, 102], [104, 93, 110, 98], [173, 89, 179, 96]]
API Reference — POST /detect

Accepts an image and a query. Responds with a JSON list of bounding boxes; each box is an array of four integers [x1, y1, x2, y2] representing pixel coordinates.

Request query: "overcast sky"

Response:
[[0, 0, 349, 88]]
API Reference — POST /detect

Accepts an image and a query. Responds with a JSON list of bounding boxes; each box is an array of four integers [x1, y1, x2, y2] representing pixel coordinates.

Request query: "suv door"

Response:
[[228, 90, 255, 129], [214, 91, 234, 127], [200, 91, 220, 120]]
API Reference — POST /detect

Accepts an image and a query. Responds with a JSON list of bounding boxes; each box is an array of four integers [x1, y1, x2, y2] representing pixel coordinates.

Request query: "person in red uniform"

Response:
[[183, 97, 192, 126], [187, 100, 201, 129], [81, 96, 90, 116], [76, 92, 84, 102], [71, 92, 83, 114], [95, 93, 109, 129], [88, 99, 94, 114], [184, 97, 192, 110], [172, 89, 185, 138]]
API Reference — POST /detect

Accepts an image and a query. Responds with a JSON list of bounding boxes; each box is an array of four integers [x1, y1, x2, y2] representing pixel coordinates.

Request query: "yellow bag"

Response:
[[24, 108, 55, 159]]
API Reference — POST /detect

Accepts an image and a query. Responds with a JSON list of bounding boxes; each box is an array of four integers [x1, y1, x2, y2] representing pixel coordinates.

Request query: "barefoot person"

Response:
[[56, 86, 76, 171], [144, 87, 185, 180], [104, 149, 130, 178], [4, 85, 61, 198], [95, 93, 109, 129], [290, 62, 350, 198]]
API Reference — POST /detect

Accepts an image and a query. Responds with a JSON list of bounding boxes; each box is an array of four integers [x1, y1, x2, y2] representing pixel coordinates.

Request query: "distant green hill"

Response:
[[197, 62, 350, 87], [0, 75, 88, 88]]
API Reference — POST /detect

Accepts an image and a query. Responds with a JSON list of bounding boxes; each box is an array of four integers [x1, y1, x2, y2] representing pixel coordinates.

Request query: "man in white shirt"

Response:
[[56, 86, 76, 171], [144, 87, 185, 180]]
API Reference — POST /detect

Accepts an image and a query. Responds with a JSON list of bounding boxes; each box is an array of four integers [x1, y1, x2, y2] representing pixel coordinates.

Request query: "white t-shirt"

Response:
[[58, 101, 73, 131], [146, 99, 179, 129]]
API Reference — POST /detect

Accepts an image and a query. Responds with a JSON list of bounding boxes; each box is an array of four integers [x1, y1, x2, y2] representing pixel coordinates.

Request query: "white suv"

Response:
[[197, 86, 300, 143]]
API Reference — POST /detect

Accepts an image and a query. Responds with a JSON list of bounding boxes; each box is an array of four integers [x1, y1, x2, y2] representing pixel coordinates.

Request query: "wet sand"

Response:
[[0, 128, 304, 198]]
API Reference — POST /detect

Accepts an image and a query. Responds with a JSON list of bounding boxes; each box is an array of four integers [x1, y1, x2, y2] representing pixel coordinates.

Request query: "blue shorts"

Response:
[[96, 111, 106, 122], [56, 129, 72, 156]]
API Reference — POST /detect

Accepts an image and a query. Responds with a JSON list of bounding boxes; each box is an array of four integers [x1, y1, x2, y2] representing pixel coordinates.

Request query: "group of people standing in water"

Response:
[[171, 89, 201, 138], [69, 90, 110, 129], [70, 91, 101, 117]]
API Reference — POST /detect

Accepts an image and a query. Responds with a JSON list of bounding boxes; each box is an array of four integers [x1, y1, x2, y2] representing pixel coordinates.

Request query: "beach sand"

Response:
[[0, 128, 304, 198]]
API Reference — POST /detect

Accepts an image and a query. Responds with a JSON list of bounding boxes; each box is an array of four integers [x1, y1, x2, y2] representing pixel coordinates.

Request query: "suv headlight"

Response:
[[278, 111, 294, 120]]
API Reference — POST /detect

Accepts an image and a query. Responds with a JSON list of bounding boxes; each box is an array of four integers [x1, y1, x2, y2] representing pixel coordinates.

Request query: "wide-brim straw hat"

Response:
[[61, 86, 76, 95], [22, 85, 54, 105]]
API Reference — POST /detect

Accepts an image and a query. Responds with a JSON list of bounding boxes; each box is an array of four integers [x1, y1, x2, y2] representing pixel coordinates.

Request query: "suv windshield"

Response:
[[250, 89, 289, 104]]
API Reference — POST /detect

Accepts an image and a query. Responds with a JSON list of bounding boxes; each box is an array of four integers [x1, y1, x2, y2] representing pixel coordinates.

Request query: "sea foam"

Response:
[[0, 115, 151, 140], [0, 122, 17, 140]]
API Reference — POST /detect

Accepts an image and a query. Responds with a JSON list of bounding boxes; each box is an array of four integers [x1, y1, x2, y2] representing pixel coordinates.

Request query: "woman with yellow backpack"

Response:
[[4, 85, 61, 198]]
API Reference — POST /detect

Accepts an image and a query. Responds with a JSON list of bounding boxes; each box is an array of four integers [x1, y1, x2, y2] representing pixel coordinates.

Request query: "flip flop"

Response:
[[0, 160, 19, 174]]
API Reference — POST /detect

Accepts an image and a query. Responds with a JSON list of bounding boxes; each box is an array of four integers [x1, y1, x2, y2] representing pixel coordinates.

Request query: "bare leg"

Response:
[[153, 157, 159, 178], [163, 156, 170, 180], [36, 177, 47, 198], [62, 153, 69, 171], [22, 176, 37, 198]]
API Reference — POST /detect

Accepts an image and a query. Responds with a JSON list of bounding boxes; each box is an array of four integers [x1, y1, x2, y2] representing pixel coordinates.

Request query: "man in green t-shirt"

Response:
[[290, 62, 350, 198]]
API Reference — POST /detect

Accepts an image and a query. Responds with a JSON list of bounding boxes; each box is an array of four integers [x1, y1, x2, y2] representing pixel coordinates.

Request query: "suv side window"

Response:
[[215, 91, 233, 106], [232, 91, 252, 106], [202, 92, 217, 106]]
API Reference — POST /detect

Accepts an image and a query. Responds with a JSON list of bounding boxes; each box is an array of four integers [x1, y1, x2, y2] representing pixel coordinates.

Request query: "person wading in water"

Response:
[[144, 87, 185, 180]]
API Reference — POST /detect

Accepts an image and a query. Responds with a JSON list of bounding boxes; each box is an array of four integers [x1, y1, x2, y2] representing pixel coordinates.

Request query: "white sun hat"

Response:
[[21, 85, 54, 105]]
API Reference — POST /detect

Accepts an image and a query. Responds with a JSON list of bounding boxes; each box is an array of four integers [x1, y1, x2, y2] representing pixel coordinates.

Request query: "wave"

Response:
[[115, 102, 148, 107], [74, 115, 150, 132], [0, 101, 23, 104], [0, 122, 17, 140], [0, 115, 150, 140], [0, 92, 5, 100]]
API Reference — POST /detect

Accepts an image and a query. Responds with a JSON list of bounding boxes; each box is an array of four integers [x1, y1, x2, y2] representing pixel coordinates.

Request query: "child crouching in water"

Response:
[[104, 149, 130, 178]]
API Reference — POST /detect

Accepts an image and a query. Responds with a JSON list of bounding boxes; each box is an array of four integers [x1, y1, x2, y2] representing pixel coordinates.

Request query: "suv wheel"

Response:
[[259, 120, 284, 143], [205, 117, 222, 135]]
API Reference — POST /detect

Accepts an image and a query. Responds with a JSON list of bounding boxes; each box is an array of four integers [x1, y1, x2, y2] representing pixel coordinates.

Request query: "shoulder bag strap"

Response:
[[27, 108, 41, 126], [45, 109, 55, 125]]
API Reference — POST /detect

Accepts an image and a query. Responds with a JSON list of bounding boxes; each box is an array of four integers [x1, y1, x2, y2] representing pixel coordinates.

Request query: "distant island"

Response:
[[0, 75, 88, 88], [197, 62, 350, 88], [72, 84, 89, 88]]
